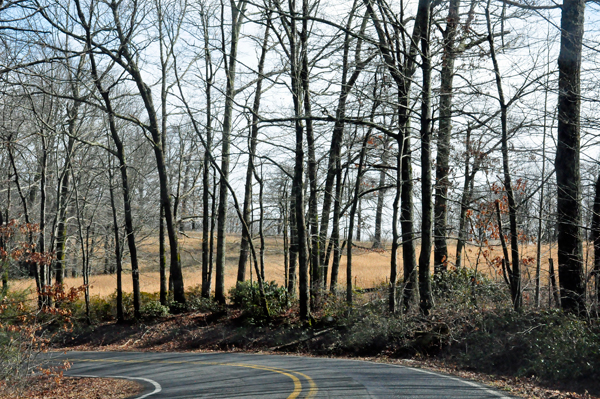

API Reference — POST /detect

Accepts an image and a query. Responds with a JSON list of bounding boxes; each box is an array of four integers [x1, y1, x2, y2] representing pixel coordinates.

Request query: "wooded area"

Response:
[[1, 0, 599, 321]]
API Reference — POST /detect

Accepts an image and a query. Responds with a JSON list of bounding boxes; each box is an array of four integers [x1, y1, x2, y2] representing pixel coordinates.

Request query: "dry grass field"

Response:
[[11, 231, 591, 300]]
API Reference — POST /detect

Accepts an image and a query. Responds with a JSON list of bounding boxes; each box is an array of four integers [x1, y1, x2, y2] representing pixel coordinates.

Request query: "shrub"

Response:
[[76, 295, 113, 323], [0, 286, 80, 387], [140, 301, 169, 319], [186, 296, 221, 313], [455, 309, 600, 382], [432, 267, 509, 308], [184, 285, 221, 313], [229, 281, 287, 325]]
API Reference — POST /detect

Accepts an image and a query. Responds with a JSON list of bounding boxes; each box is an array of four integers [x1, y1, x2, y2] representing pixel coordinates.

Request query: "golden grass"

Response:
[[11, 231, 591, 299]]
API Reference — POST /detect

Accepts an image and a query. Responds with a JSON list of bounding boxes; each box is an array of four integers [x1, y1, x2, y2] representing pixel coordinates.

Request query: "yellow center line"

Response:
[[69, 358, 312, 399]]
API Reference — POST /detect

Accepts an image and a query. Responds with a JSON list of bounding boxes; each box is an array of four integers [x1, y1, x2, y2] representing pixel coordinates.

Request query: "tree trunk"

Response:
[[55, 135, 77, 286], [318, 4, 369, 268], [159, 208, 167, 304], [99, 0, 185, 305], [556, 0, 585, 314], [37, 135, 48, 308], [347, 132, 371, 305], [363, 0, 426, 311], [535, 83, 550, 307], [238, 11, 271, 283], [108, 162, 124, 323], [76, 9, 144, 316], [201, 6, 214, 299], [417, 0, 433, 315], [329, 165, 344, 293], [486, 0, 520, 310], [216, 0, 247, 304], [433, 0, 460, 275], [372, 158, 387, 249]]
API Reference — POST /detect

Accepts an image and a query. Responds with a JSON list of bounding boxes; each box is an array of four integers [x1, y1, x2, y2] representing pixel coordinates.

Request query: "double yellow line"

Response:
[[70, 357, 318, 398]]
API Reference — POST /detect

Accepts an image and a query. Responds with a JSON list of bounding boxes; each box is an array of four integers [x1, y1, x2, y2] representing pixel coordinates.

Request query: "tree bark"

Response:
[[216, 0, 247, 304], [108, 165, 124, 323], [417, 0, 433, 315], [486, 0, 520, 310], [54, 133, 76, 286], [433, 0, 460, 275], [347, 131, 371, 305], [238, 10, 271, 283], [201, 4, 214, 299], [555, 0, 585, 314]]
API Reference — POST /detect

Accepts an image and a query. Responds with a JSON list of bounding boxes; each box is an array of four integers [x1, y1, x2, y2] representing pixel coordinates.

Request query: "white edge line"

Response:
[[70, 374, 162, 399], [391, 365, 513, 399]]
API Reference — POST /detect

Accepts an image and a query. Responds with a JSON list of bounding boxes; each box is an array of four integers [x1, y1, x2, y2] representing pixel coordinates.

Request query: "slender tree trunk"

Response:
[[238, 11, 271, 283], [37, 135, 48, 308], [108, 161, 124, 323], [76, 10, 143, 316], [363, 0, 426, 310], [401, 133, 418, 309], [106, 0, 185, 305], [216, 0, 247, 304], [288, 191, 298, 295], [329, 166, 343, 293], [487, 0, 520, 310], [7, 139, 36, 286], [389, 136, 402, 312], [55, 135, 77, 286], [535, 87, 549, 307], [318, 4, 369, 267], [455, 128, 480, 268], [417, 0, 433, 315], [201, 7, 214, 298], [159, 208, 167, 304], [0, 211, 6, 295], [254, 167, 266, 280], [296, 0, 320, 301], [556, 0, 585, 314], [433, 0, 460, 275], [372, 166, 386, 249], [157, 4, 170, 306], [549, 258, 560, 307], [282, 189, 289, 293], [347, 132, 371, 305]]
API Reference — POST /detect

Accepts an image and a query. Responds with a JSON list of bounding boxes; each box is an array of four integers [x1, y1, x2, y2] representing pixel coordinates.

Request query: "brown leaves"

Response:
[[0, 376, 143, 399]]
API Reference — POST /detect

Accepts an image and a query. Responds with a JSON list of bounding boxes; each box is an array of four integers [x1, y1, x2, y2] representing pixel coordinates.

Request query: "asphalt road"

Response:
[[54, 351, 514, 398]]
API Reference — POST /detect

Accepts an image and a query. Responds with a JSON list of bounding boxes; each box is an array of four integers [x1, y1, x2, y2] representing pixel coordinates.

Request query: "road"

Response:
[[54, 351, 514, 398]]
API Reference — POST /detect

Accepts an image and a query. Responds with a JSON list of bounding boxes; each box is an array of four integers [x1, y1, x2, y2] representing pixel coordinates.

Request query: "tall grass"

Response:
[[10, 232, 563, 301]]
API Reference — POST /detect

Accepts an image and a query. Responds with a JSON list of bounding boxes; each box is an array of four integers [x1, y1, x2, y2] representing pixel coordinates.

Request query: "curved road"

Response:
[[54, 351, 513, 398]]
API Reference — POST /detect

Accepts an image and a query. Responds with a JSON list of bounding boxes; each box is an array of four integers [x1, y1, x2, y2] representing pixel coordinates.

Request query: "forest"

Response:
[[1, 0, 600, 390]]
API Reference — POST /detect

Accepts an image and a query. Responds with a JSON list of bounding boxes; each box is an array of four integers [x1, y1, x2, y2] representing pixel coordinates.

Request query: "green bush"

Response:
[[229, 281, 287, 324], [432, 267, 509, 307], [186, 296, 221, 313], [69, 291, 168, 323], [83, 295, 113, 322], [183, 285, 221, 313], [140, 301, 169, 319]]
